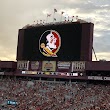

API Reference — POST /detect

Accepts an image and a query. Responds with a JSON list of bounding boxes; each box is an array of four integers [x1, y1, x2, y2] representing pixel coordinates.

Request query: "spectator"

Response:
[[0, 76, 110, 110]]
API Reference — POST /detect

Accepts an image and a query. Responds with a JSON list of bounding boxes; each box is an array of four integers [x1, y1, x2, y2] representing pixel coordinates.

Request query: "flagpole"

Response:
[[65, 17, 67, 22], [53, 12, 55, 23], [68, 16, 69, 22], [76, 16, 78, 21], [60, 14, 62, 22], [46, 14, 51, 23], [60, 12, 64, 22], [53, 9, 57, 23], [46, 14, 48, 23], [72, 16, 74, 22]]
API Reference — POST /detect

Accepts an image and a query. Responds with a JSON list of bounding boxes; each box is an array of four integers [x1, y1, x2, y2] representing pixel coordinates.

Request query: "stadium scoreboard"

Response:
[[17, 22, 94, 61]]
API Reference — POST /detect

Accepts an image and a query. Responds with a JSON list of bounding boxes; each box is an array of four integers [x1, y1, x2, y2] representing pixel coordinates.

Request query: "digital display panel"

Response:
[[21, 23, 82, 61], [7, 100, 17, 106]]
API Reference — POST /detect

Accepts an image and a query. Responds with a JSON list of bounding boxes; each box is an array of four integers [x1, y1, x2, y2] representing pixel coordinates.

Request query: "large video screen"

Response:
[[20, 23, 83, 61]]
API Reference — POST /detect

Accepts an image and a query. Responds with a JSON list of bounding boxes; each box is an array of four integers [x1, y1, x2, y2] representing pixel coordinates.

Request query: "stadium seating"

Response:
[[0, 77, 110, 110]]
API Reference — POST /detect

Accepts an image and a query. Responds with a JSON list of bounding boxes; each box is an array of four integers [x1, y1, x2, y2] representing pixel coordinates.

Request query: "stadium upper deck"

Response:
[[0, 21, 110, 81], [0, 61, 110, 81]]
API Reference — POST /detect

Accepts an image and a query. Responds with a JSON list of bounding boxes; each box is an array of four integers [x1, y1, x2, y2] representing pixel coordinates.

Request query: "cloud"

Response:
[[0, 0, 110, 61], [92, 52, 110, 61]]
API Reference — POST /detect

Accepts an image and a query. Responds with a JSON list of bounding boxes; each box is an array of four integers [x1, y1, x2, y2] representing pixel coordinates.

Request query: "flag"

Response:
[[54, 8, 57, 13], [47, 14, 51, 17], [68, 16, 69, 21], [43, 20, 45, 23], [40, 20, 42, 24], [61, 11, 64, 14], [54, 18, 56, 21], [36, 20, 38, 24], [72, 16, 74, 22], [76, 16, 78, 20], [65, 17, 67, 21]]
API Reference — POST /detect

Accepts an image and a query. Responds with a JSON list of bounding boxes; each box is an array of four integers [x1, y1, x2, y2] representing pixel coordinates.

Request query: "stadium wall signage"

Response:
[[57, 61, 71, 72], [42, 61, 56, 71]]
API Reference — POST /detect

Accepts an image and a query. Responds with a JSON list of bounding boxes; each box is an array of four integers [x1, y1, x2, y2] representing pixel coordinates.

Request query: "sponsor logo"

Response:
[[58, 61, 71, 69], [42, 61, 56, 71], [31, 61, 39, 70]]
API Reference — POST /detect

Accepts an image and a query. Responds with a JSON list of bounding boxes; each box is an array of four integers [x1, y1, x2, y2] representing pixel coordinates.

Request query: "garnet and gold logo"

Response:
[[39, 30, 61, 57]]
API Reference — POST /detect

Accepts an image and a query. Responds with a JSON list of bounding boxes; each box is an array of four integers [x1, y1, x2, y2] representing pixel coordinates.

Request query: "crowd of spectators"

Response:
[[0, 76, 110, 110]]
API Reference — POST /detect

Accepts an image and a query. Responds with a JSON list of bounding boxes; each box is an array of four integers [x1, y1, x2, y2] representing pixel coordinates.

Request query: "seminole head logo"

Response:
[[39, 30, 61, 57]]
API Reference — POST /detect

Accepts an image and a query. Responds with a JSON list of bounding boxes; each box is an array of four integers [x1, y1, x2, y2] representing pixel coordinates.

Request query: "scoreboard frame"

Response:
[[16, 22, 94, 61]]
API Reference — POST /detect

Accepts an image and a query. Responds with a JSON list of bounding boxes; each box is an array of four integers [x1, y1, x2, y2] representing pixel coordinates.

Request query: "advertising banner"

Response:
[[30, 61, 41, 71], [57, 61, 71, 72], [22, 71, 37, 74], [88, 76, 103, 80], [103, 77, 110, 81], [0, 72, 4, 75], [17, 61, 29, 70], [72, 61, 85, 72], [88, 76, 110, 81], [57, 72, 67, 76], [42, 61, 56, 72]]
